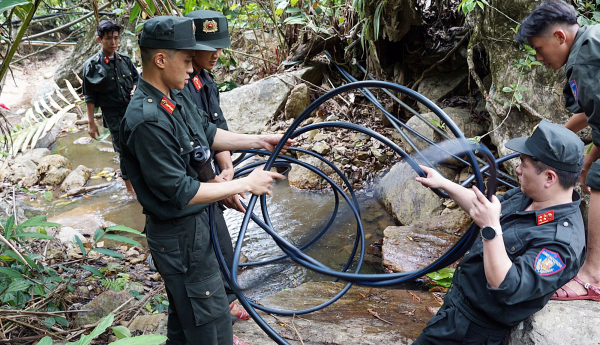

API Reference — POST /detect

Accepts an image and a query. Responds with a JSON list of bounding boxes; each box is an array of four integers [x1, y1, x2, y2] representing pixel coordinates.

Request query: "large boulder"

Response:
[[506, 300, 600, 345], [60, 165, 92, 192], [285, 83, 311, 120], [417, 68, 469, 112], [287, 154, 341, 190], [74, 290, 135, 327], [221, 66, 322, 134], [36, 154, 72, 186], [375, 162, 456, 225], [7, 161, 38, 187], [15, 148, 50, 165]]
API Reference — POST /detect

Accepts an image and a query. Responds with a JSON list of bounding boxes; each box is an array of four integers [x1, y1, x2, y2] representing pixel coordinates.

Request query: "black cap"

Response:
[[185, 10, 231, 51], [505, 120, 584, 172], [139, 16, 212, 50]]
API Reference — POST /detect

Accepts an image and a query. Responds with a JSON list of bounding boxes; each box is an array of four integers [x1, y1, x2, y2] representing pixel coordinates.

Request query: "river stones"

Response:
[[60, 165, 92, 192], [36, 154, 72, 186]]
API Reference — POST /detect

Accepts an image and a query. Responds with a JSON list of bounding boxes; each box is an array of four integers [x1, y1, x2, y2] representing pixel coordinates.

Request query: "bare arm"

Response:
[[565, 112, 588, 133], [415, 165, 476, 212], [212, 129, 293, 153], [579, 144, 600, 194], [86, 102, 99, 139]]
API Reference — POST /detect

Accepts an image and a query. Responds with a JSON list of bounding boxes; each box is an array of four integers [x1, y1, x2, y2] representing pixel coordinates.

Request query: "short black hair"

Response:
[[140, 47, 178, 66], [515, 0, 578, 43], [530, 155, 583, 189], [97, 20, 122, 39]]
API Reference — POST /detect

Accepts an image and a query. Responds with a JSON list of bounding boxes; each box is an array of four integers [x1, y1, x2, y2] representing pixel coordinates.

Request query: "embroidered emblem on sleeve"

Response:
[[160, 97, 175, 114], [103, 56, 110, 64], [192, 75, 203, 91], [537, 210, 554, 225], [570, 80, 578, 102], [534, 248, 565, 276]]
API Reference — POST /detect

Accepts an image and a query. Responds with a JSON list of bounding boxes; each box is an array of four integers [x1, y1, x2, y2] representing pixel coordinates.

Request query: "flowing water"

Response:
[[30, 127, 397, 300]]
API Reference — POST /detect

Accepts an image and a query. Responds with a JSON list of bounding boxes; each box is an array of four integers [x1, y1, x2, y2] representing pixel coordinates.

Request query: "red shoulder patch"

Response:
[[160, 97, 175, 115], [117, 53, 122, 60], [192, 75, 202, 91], [537, 210, 554, 226], [103, 56, 110, 64]]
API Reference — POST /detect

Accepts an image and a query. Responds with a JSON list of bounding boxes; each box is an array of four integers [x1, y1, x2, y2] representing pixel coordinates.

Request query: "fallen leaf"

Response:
[[407, 290, 421, 303], [367, 308, 392, 325]]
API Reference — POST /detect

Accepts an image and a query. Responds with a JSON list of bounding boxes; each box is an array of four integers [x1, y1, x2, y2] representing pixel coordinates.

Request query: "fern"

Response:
[[101, 273, 129, 292]]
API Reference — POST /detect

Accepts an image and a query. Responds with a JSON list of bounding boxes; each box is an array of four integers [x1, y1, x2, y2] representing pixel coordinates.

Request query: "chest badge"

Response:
[[160, 97, 175, 115], [103, 56, 110, 64], [203, 20, 218, 33], [192, 75, 203, 91], [537, 210, 554, 225], [570, 80, 578, 102], [534, 248, 565, 276]]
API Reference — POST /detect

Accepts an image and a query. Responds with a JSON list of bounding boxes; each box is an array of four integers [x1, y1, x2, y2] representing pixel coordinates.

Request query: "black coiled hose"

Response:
[[210, 81, 503, 345]]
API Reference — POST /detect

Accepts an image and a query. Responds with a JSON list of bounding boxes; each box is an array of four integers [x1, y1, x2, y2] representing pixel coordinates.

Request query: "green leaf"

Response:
[[97, 129, 111, 141], [33, 283, 47, 297], [517, 86, 527, 91], [110, 334, 168, 345], [106, 225, 145, 237], [0, 267, 24, 278], [81, 265, 104, 278], [144, 0, 155, 15], [56, 316, 68, 327], [514, 91, 523, 102], [477, 1, 484, 10], [94, 229, 105, 243], [502, 86, 513, 93], [5, 216, 14, 236], [44, 317, 56, 328], [184, 0, 195, 14], [70, 313, 114, 345], [0, 0, 30, 15], [74, 235, 86, 259], [101, 234, 141, 247], [93, 248, 124, 259], [15, 215, 61, 231], [12, 232, 55, 240], [44, 191, 53, 201], [129, 3, 141, 23], [111, 325, 131, 339], [38, 336, 53, 345], [373, 0, 385, 41], [113, 8, 125, 15], [7, 279, 31, 292]]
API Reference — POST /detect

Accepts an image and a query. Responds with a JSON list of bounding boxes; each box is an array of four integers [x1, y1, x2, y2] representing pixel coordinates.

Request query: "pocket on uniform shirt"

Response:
[[147, 236, 187, 275], [185, 273, 229, 326]]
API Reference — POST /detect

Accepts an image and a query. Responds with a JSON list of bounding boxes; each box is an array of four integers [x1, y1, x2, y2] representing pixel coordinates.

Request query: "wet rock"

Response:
[[16, 148, 50, 165], [285, 83, 311, 120], [506, 300, 600, 345], [403, 112, 436, 153], [312, 142, 330, 155], [60, 165, 92, 192], [73, 137, 95, 145], [127, 314, 167, 336], [233, 282, 438, 344], [417, 67, 469, 112], [36, 154, 72, 186], [288, 155, 340, 190], [48, 205, 104, 236], [75, 119, 89, 125], [375, 161, 456, 225], [74, 290, 135, 327]]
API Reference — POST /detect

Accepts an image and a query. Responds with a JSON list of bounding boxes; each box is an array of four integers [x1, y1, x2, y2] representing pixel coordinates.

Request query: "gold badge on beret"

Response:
[[203, 20, 218, 33]]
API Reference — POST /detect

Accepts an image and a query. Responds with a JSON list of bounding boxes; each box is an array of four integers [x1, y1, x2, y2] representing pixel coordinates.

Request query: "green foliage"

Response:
[[144, 294, 169, 314], [426, 268, 455, 288], [502, 83, 527, 111], [429, 118, 446, 131], [575, 1, 600, 25], [218, 79, 240, 92], [458, 0, 487, 14], [101, 273, 130, 292]]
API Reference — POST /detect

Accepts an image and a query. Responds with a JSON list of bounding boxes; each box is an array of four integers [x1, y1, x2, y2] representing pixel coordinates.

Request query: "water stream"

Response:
[[30, 126, 397, 301]]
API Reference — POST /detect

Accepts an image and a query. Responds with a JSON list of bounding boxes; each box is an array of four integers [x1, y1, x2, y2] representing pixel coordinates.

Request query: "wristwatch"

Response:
[[480, 225, 502, 241]]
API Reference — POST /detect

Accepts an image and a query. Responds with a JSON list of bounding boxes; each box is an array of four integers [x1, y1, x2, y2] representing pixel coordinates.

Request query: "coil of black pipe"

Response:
[[210, 80, 504, 345]]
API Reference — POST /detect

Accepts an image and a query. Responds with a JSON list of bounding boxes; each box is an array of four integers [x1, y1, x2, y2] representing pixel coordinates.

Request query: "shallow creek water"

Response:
[[29, 126, 398, 300]]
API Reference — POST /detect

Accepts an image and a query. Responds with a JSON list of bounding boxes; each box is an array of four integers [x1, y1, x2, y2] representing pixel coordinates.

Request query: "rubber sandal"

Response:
[[233, 335, 250, 345], [230, 302, 251, 321], [551, 275, 600, 301]]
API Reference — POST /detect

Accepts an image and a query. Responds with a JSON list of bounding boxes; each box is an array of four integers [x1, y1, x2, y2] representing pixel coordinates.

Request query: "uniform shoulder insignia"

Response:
[[192, 75, 202, 91], [569, 80, 578, 102], [534, 248, 565, 276], [537, 210, 554, 225], [141, 97, 159, 123], [160, 97, 175, 115], [103, 56, 110, 64]]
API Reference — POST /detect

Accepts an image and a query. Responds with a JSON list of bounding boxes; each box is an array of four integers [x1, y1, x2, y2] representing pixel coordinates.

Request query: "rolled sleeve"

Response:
[[128, 123, 200, 209], [489, 242, 573, 305]]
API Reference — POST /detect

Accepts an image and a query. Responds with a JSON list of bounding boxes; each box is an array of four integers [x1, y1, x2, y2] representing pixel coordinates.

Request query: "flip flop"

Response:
[[233, 335, 250, 345], [551, 275, 600, 301], [230, 302, 251, 320]]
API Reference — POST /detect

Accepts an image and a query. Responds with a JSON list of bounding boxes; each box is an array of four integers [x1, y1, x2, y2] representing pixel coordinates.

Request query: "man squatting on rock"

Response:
[[412, 120, 586, 344], [182, 10, 253, 325], [516, 0, 600, 301], [82, 20, 138, 194], [119, 16, 293, 345]]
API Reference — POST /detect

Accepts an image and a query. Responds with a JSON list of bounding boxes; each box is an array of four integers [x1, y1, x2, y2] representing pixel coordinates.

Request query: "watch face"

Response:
[[481, 226, 496, 240]]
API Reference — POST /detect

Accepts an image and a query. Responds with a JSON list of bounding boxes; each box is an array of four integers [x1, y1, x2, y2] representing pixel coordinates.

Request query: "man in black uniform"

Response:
[[413, 120, 586, 344], [83, 20, 139, 194], [183, 10, 250, 322], [515, 0, 600, 301], [120, 16, 292, 345]]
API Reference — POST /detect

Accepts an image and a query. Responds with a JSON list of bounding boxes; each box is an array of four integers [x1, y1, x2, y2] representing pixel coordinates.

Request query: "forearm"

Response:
[[438, 179, 476, 212], [86, 103, 96, 122], [214, 151, 233, 171], [187, 178, 249, 205], [212, 129, 263, 151], [482, 234, 513, 289], [565, 112, 588, 133], [584, 144, 600, 170]]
